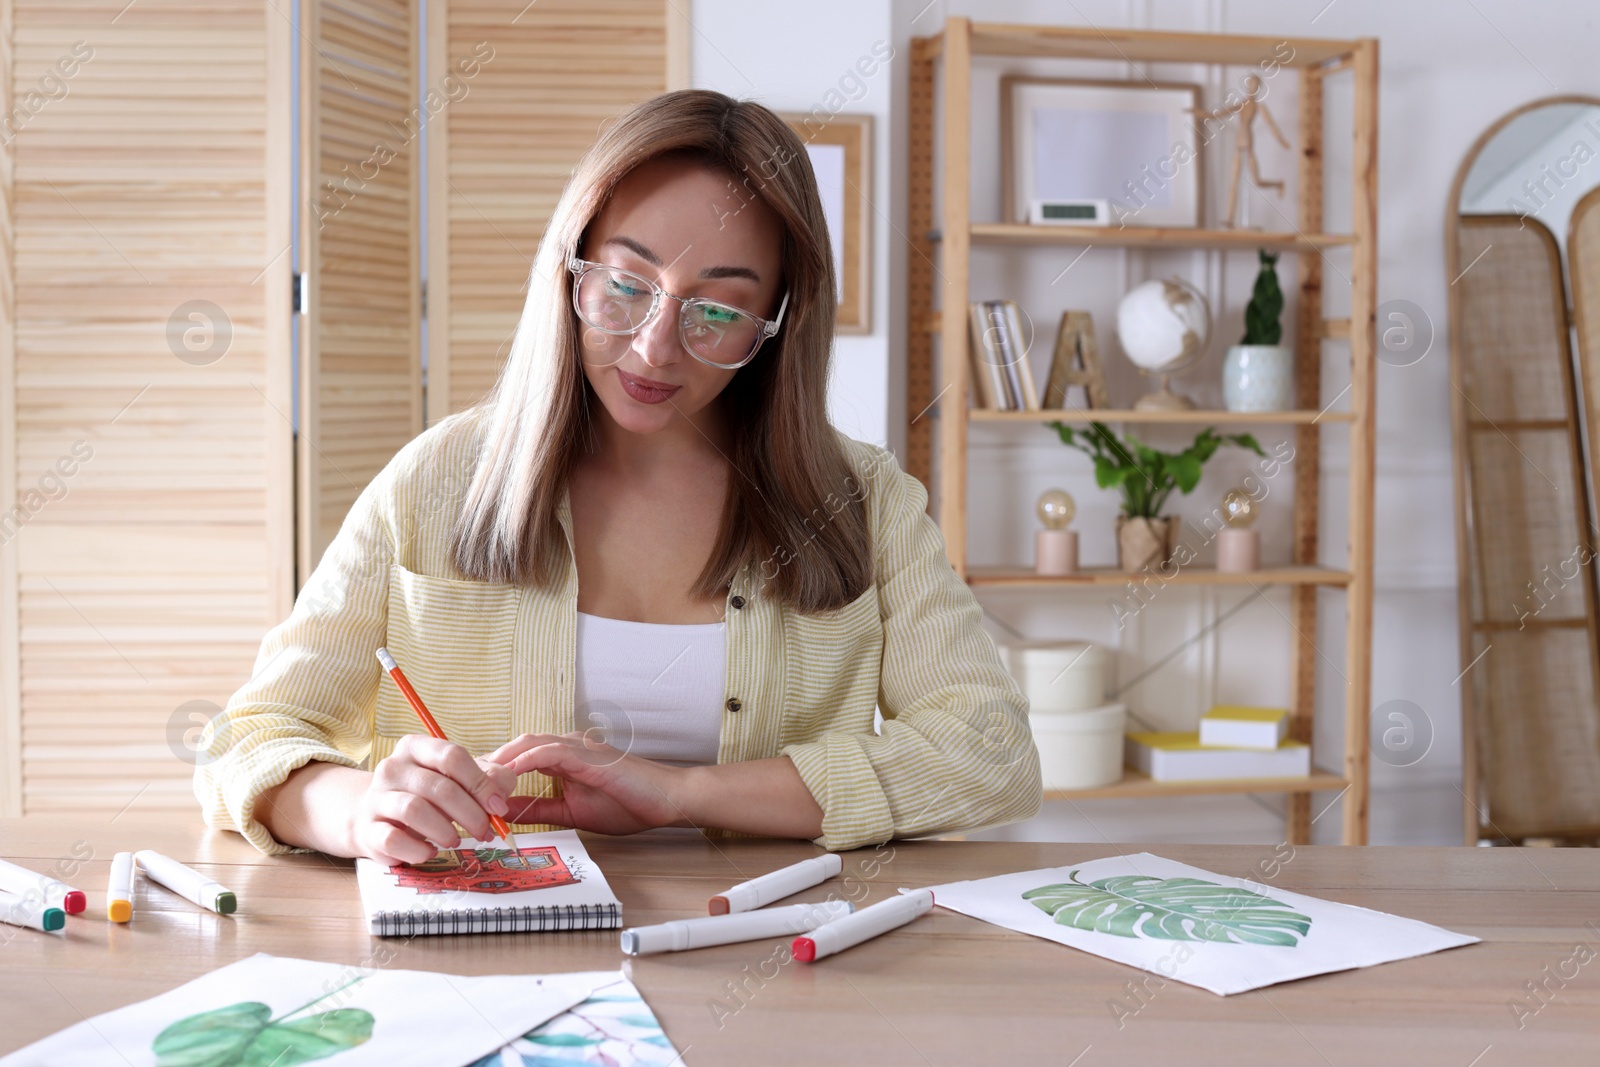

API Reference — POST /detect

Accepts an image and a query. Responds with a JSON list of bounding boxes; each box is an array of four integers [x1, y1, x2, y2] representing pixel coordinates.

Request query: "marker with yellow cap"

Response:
[[107, 851, 135, 923], [134, 851, 236, 915]]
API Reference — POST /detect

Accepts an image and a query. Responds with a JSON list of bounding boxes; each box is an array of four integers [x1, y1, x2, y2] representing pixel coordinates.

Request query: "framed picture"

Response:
[[782, 113, 872, 334], [1001, 77, 1203, 228]]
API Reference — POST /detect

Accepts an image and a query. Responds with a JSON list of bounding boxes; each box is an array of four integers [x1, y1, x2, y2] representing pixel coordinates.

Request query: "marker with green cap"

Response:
[[133, 850, 237, 915], [0, 887, 65, 932]]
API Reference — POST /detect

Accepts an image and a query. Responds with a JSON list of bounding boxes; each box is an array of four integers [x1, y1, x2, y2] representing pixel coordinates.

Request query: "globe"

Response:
[[1115, 278, 1211, 410]]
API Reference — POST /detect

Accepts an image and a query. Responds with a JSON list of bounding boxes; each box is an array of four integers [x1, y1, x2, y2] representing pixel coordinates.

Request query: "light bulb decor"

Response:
[[1035, 488, 1080, 576], [1216, 487, 1260, 573]]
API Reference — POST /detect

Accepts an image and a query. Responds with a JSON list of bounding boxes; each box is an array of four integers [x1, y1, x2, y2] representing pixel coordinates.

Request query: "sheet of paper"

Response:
[[1, 953, 605, 1067], [925, 852, 1480, 996], [468, 971, 684, 1066]]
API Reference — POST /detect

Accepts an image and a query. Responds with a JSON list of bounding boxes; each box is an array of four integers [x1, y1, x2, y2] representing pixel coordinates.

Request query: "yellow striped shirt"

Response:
[[193, 410, 1041, 854]]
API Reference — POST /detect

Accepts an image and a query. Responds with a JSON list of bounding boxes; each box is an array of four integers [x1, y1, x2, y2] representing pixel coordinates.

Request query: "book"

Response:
[[1200, 705, 1291, 750], [987, 301, 1025, 410], [355, 829, 623, 937], [999, 300, 1041, 410], [966, 302, 1001, 409], [1126, 731, 1310, 783]]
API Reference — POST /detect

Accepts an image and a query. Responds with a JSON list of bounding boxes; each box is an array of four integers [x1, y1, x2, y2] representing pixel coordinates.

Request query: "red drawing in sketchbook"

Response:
[[389, 846, 580, 895]]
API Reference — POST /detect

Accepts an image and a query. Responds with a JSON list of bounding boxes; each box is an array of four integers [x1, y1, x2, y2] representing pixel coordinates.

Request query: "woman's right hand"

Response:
[[348, 734, 519, 865]]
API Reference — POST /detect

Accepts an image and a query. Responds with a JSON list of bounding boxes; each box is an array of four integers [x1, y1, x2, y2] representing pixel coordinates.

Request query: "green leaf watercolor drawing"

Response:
[[151, 977, 375, 1067], [1022, 871, 1313, 947]]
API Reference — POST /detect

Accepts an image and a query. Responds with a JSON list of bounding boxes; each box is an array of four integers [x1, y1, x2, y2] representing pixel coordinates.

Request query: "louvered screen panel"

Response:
[[298, 0, 422, 581], [427, 0, 673, 417], [4, 2, 293, 816]]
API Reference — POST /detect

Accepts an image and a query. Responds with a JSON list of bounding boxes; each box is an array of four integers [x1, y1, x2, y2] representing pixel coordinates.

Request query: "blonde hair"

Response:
[[448, 90, 871, 612]]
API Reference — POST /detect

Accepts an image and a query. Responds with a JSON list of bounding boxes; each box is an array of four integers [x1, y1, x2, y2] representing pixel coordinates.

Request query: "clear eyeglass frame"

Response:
[[566, 256, 789, 369]]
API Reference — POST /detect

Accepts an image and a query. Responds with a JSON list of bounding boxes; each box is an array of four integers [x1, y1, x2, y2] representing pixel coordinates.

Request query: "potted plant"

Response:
[[1046, 421, 1266, 572], [1223, 250, 1295, 412]]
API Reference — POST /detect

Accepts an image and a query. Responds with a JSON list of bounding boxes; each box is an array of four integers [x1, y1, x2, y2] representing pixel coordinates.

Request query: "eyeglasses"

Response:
[[567, 257, 788, 369]]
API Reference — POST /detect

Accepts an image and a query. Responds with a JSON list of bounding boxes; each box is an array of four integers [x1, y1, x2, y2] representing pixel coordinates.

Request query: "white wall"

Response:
[[691, 0, 1600, 846], [691, 0, 899, 449]]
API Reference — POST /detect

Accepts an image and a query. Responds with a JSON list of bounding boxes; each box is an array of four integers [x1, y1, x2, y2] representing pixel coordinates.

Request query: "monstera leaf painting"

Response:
[[151, 980, 375, 1067], [1023, 870, 1312, 946]]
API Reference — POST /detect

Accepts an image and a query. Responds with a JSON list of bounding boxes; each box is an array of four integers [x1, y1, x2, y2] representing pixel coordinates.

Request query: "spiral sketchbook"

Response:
[[354, 829, 622, 937]]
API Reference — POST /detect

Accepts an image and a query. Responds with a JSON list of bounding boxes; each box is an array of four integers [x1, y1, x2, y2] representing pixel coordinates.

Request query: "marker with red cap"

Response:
[[0, 857, 86, 915], [792, 888, 935, 962]]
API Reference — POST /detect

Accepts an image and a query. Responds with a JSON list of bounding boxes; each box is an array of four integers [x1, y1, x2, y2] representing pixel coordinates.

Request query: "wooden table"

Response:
[[1, 818, 1596, 1065]]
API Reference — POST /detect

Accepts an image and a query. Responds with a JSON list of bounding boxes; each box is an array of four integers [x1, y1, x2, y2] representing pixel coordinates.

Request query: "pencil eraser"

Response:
[[214, 891, 237, 915], [62, 890, 86, 915], [792, 936, 816, 963], [108, 900, 132, 923], [42, 908, 65, 932], [708, 896, 730, 916]]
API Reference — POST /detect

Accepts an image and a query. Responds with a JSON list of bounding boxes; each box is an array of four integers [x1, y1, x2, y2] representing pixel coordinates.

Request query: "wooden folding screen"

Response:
[[425, 0, 683, 418], [297, 0, 423, 582], [0, 1, 294, 816], [0, 1, 685, 817]]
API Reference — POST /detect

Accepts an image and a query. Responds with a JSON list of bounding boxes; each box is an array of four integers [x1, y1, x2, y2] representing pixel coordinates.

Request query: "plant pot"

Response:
[[1116, 515, 1178, 573], [1223, 344, 1294, 412]]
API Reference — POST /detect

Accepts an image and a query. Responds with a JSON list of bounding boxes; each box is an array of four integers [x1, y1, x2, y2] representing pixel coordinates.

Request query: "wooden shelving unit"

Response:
[[907, 19, 1379, 844]]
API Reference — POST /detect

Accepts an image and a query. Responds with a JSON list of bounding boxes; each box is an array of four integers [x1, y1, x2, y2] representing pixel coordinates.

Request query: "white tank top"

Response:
[[572, 610, 727, 766]]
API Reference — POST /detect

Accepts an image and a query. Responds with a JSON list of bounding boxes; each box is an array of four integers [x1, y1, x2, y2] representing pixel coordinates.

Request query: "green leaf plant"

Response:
[[1046, 421, 1265, 519], [1242, 249, 1284, 345]]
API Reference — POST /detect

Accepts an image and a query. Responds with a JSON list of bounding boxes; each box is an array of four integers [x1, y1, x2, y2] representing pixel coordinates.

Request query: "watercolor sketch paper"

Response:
[[1, 953, 604, 1067], [467, 971, 684, 1067], [925, 853, 1479, 996], [355, 829, 623, 935]]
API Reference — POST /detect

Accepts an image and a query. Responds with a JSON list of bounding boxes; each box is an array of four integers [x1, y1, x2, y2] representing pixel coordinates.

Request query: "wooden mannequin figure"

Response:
[[1190, 74, 1290, 228]]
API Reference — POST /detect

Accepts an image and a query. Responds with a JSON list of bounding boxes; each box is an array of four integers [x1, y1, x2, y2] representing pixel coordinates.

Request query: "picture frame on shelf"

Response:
[[780, 112, 872, 333], [1001, 77, 1204, 229]]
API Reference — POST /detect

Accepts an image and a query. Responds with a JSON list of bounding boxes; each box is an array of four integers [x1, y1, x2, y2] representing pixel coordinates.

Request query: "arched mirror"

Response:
[[1448, 96, 1600, 846]]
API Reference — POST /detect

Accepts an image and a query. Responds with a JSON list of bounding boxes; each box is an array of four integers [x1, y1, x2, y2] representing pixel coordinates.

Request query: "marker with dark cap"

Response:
[[0, 888, 65, 933], [134, 851, 236, 915], [709, 853, 842, 915]]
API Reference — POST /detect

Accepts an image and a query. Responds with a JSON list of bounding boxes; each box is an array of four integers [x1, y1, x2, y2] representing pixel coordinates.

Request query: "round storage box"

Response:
[[1030, 702, 1126, 790], [1000, 641, 1106, 713]]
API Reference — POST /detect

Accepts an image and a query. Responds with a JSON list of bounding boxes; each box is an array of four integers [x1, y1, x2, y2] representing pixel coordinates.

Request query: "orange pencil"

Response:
[[375, 646, 515, 847]]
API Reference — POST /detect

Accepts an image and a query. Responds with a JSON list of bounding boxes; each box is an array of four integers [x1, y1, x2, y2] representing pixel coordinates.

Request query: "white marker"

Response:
[[0, 888, 65, 933], [107, 851, 135, 923], [622, 899, 853, 956], [134, 851, 237, 915], [791, 888, 935, 962], [0, 857, 85, 915], [710, 853, 843, 914]]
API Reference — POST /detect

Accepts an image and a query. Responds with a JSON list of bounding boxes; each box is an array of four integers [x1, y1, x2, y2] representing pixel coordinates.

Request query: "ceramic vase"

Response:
[[1223, 344, 1294, 412]]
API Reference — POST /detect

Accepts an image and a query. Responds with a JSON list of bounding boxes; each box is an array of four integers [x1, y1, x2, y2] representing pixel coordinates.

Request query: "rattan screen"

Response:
[[1454, 214, 1600, 840]]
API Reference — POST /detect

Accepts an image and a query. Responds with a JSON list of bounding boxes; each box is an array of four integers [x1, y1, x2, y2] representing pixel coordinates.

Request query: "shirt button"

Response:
[[731, 595, 746, 610], [725, 698, 742, 713]]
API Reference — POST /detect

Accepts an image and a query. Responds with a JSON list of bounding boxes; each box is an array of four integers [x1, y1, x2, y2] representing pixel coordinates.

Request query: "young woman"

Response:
[[195, 90, 1040, 864]]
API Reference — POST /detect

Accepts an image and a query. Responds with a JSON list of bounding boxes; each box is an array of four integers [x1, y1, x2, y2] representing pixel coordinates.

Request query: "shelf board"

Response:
[[967, 565, 1352, 588], [964, 23, 1359, 68], [1042, 768, 1349, 801], [965, 222, 1354, 252], [969, 408, 1355, 425]]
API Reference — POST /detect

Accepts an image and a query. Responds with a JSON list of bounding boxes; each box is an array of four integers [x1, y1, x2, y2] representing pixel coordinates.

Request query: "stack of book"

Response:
[[967, 299, 1039, 411], [1126, 705, 1310, 783]]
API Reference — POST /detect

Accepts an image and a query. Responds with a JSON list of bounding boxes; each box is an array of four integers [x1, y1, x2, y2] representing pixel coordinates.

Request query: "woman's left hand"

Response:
[[484, 732, 690, 835]]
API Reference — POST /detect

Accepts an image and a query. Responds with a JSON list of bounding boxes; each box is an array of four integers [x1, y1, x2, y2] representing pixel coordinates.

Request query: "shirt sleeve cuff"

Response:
[[780, 737, 896, 851], [204, 741, 363, 857]]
